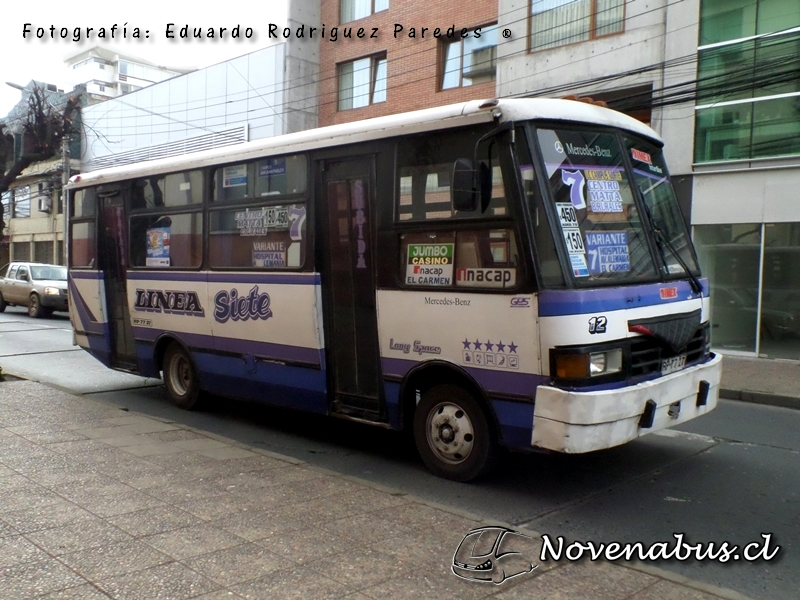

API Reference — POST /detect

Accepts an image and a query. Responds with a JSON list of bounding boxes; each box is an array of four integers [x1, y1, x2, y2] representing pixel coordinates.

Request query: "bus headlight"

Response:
[[590, 349, 622, 376], [554, 348, 623, 379]]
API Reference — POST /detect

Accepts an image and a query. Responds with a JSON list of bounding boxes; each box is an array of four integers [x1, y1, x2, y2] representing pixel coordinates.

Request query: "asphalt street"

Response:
[[0, 306, 796, 600]]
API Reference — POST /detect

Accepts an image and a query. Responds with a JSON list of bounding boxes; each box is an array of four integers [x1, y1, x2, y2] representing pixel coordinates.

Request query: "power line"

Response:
[[80, 0, 690, 131], [77, 3, 800, 151]]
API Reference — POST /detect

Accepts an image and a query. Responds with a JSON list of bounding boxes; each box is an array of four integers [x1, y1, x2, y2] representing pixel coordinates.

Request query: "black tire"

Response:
[[28, 293, 46, 318], [162, 342, 202, 410], [0, 292, 6, 312], [413, 384, 497, 482]]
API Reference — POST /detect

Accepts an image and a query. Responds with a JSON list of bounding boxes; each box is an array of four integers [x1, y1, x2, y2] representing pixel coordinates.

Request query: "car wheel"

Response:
[[413, 384, 497, 482], [162, 342, 202, 410], [28, 293, 45, 318], [0, 292, 6, 312]]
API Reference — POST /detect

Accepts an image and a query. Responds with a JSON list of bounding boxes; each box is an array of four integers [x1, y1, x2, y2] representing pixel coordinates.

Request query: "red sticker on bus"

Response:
[[660, 287, 678, 299], [631, 148, 652, 164]]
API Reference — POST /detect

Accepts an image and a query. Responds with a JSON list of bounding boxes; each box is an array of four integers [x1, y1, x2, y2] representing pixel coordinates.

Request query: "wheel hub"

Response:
[[426, 402, 475, 465], [439, 424, 455, 443]]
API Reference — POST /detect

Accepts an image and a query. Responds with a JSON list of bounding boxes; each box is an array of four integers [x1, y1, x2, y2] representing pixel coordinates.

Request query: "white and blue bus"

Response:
[[67, 98, 722, 481]]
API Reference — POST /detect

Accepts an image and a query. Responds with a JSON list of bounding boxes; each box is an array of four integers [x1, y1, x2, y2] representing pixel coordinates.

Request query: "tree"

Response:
[[0, 83, 81, 242]]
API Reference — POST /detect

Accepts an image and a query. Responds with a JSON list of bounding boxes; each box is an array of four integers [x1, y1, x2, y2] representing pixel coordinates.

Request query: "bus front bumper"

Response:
[[531, 353, 722, 454]]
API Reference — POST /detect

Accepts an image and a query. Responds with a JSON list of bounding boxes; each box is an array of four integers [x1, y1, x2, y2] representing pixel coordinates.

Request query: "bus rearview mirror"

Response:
[[452, 158, 476, 212]]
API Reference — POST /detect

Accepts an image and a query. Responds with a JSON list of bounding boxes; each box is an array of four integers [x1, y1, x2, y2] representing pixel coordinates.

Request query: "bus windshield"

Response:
[[624, 136, 700, 278], [536, 126, 658, 284]]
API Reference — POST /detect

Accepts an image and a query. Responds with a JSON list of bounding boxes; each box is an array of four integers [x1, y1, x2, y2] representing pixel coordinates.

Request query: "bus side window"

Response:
[[400, 229, 519, 290], [130, 213, 203, 268], [209, 204, 306, 270], [213, 164, 251, 203], [455, 229, 519, 289], [396, 128, 508, 221]]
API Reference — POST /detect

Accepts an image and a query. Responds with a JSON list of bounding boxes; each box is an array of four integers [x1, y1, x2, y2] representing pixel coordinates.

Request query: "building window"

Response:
[[12, 241, 30, 261], [694, 22, 800, 162], [441, 26, 499, 90], [34, 241, 53, 264], [12, 187, 30, 218], [695, 222, 800, 359], [1, 191, 10, 221], [341, 0, 388, 23], [530, 0, 624, 51], [338, 55, 387, 111]]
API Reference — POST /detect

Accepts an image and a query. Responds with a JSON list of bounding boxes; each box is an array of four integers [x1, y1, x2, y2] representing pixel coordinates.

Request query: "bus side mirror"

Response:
[[452, 159, 491, 213], [452, 158, 477, 212]]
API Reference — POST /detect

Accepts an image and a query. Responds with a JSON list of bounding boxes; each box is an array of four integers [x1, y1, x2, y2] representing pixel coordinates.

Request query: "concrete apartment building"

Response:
[[64, 46, 192, 105]]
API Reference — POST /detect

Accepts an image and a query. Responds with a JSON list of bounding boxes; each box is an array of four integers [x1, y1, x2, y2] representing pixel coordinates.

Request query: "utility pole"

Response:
[[61, 133, 70, 267]]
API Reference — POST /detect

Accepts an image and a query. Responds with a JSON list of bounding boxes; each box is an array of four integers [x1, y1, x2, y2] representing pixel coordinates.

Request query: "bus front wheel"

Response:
[[163, 343, 202, 410], [413, 384, 496, 482]]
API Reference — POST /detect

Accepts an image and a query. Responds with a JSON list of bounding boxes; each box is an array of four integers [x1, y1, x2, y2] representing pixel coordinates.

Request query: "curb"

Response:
[[720, 388, 800, 411]]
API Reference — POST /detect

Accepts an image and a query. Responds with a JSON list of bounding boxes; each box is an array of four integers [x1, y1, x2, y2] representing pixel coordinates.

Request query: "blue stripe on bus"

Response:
[[192, 350, 328, 414], [132, 327, 323, 366], [381, 357, 547, 398], [382, 381, 403, 430], [125, 271, 321, 285], [492, 399, 535, 449], [69, 271, 102, 280], [537, 278, 707, 317]]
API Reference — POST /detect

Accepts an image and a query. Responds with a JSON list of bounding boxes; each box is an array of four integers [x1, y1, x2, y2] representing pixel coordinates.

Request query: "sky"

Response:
[[0, 0, 289, 116]]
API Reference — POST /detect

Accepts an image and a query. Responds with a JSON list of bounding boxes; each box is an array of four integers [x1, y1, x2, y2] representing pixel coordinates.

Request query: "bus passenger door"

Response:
[[320, 159, 383, 419], [98, 191, 137, 369]]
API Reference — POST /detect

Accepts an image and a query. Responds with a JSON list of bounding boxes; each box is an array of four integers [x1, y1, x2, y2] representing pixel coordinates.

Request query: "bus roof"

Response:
[[68, 98, 661, 189]]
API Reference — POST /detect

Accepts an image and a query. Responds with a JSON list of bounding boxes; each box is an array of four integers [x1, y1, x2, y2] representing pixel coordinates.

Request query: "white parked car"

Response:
[[0, 262, 69, 318]]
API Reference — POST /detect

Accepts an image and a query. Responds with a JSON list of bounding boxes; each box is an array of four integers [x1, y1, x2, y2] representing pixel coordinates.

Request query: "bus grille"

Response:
[[629, 322, 710, 378]]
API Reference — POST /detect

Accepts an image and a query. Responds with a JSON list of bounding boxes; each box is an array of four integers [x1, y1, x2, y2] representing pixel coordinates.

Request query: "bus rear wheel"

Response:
[[163, 343, 202, 410], [413, 384, 496, 482]]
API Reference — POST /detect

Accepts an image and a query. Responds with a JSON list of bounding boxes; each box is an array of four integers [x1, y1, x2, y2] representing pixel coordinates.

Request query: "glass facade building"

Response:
[[693, 0, 800, 360]]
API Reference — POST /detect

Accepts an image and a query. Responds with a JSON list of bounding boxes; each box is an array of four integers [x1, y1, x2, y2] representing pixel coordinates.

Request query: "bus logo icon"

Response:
[[510, 297, 530, 308], [452, 526, 538, 584]]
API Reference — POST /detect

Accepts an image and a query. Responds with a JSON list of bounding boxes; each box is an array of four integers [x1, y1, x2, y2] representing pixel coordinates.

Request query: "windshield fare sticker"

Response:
[[569, 254, 590, 277], [555, 202, 589, 277], [585, 169, 623, 213], [585, 231, 630, 274]]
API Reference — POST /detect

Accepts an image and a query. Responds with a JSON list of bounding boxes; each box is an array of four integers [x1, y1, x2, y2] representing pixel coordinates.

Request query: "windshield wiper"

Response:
[[642, 202, 702, 295]]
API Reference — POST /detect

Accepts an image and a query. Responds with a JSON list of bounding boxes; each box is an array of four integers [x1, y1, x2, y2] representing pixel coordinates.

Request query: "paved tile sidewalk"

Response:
[[719, 354, 800, 409], [0, 380, 750, 600]]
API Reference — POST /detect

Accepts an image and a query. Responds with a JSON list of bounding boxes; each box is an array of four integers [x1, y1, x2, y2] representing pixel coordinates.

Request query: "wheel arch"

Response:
[[398, 360, 500, 440], [153, 333, 192, 374]]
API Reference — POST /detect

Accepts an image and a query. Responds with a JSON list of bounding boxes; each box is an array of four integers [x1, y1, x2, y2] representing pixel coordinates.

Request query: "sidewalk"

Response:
[[719, 353, 800, 409], [0, 379, 750, 600]]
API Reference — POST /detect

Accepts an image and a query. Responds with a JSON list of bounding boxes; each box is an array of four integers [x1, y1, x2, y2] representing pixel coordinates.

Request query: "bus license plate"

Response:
[[661, 354, 686, 375]]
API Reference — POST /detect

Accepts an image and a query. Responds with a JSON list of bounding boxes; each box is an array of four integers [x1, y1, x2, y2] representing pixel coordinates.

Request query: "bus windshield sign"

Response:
[[536, 127, 660, 285]]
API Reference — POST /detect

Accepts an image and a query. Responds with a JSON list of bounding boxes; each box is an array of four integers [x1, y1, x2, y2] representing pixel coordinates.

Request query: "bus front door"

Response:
[[321, 159, 383, 419], [98, 192, 137, 370]]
